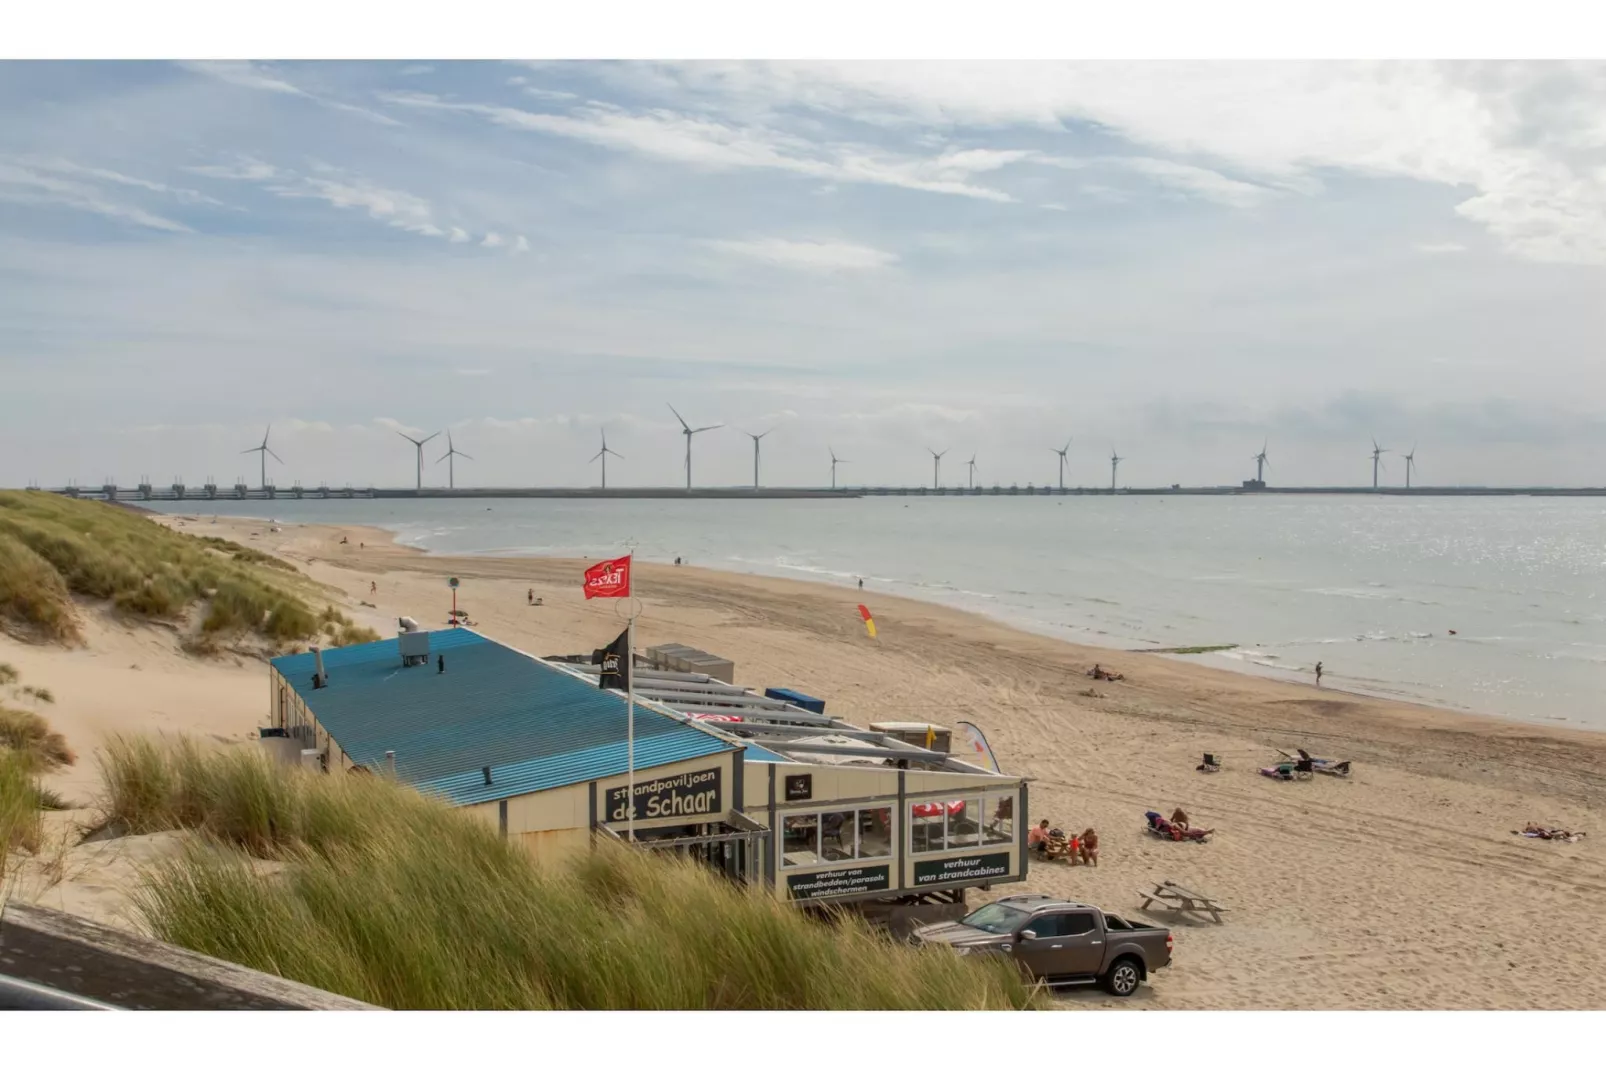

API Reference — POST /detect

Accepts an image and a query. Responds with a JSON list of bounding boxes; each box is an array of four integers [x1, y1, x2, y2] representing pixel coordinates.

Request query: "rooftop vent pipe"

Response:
[[311, 646, 328, 689], [482, 765, 493, 786]]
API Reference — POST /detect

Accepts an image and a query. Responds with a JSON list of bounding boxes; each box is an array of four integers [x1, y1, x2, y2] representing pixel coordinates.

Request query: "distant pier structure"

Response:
[[32, 482, 1606, 502]]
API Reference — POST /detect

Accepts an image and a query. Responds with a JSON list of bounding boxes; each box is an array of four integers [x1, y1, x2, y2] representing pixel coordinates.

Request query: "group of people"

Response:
[[1027, 819, 1099, 866], [1088, 664, 1125, 682], [1146, 808, 1214, 842]]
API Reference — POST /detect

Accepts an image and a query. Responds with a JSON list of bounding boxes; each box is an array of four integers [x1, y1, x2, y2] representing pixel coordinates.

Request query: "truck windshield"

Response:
[[961, 903, 1029, 934]]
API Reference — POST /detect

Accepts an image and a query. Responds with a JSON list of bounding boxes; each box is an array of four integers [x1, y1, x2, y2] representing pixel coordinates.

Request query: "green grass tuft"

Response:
[[0, 491, 375, 653], [117, 736, 1044, 1010]]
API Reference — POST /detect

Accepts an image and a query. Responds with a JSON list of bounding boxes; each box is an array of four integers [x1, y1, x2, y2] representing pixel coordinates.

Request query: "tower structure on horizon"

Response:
[[397, 430, 440, 491], [241, 426, 282, 489], [669, 404, 721, 490]]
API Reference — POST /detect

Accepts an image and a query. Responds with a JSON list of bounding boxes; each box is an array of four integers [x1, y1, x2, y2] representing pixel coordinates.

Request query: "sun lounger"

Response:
[[1196, 753, 1222, 773], [1137, 880, 1228, 924]]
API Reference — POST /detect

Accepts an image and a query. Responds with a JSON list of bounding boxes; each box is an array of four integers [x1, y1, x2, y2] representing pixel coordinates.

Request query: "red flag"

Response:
[[583, 555, 633, 599]]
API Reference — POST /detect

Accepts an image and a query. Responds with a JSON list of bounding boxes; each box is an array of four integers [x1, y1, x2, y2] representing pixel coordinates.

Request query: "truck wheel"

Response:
[[1102, 957, 1142, 997]]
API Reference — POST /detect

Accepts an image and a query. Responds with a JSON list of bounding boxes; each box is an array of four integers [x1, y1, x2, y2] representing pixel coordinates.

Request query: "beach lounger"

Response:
[[1282, 748, 1353, 777], [1259, 763, 1295, 781], [1196, 753, 1222, 773]]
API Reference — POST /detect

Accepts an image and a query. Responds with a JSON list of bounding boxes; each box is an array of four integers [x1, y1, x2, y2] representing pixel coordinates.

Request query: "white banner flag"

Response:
[[955, 720, 1001, 773]]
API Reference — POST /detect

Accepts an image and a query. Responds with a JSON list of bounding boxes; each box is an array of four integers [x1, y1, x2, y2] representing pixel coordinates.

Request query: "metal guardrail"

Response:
[[0, 972, 118, 1010]]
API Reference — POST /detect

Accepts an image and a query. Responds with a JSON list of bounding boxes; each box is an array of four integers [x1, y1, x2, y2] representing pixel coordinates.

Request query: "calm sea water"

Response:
[[151, 496, 1606, 731]]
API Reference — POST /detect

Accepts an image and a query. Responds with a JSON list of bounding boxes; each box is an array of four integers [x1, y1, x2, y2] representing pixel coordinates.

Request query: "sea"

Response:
[[147, 496, 1606, 732]]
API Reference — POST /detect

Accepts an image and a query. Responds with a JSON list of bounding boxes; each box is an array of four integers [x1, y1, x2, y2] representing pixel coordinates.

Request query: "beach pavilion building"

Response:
[[265, 627, 1028, 922]]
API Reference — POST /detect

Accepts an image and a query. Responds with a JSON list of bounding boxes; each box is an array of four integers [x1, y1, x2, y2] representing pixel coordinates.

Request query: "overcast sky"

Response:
[[2, 59, 1604, 489]]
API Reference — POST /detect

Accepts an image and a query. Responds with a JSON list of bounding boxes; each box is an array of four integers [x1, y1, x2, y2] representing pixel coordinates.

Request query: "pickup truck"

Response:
[[910, 893, 1172, 996]]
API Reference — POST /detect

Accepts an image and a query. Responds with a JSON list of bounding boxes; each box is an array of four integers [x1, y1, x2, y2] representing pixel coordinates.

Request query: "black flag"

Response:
[[592, 627, 631, 693]]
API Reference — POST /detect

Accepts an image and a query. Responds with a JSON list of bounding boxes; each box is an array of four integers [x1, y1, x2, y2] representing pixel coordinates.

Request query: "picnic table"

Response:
[[1136, 880, 1229, 924]]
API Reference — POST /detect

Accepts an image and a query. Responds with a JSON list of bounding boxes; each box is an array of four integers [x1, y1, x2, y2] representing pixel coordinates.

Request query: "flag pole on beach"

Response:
[[626, 602, 636, 844], [584, 550, 637, 842]]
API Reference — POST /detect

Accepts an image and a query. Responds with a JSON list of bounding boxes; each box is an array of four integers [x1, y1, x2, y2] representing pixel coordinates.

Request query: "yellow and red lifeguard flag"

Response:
[[857, 603, 877, 639], [583, 555, 633, 599]]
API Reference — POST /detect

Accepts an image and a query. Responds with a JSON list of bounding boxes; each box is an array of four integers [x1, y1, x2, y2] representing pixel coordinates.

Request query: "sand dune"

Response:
[[6, 512, 1605, 1008]]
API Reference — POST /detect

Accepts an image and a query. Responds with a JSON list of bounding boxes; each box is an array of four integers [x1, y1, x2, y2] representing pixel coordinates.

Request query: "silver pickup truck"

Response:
[[911, 893, 1173, 996]]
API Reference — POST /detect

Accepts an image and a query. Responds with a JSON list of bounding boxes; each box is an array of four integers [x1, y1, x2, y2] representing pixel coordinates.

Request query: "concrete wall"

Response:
[[0, 902, 377, 1010]]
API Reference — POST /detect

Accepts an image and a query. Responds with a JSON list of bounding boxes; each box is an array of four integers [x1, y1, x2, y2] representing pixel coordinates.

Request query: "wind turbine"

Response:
[[591, 428, 622, 490], [240, 425, 282, 489], [397, 430, 440, 491], [668, 404, 721, 490], [1252, 440, 1269, 484], [1370, 438, 1388, 489], [966, 454, 978, 490], [436, 431, 473, 489], [1404, 444, 1417, 489], [1109, 447, 1123, 493], [829, 447, 848, 490], [1052, 439, 1072, 491], [740, 429, 771, 489], [927, 447, 948, 490]]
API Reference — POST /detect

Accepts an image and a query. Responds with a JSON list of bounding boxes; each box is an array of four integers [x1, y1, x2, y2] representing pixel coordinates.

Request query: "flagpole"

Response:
[[626, 605, 636, 844]]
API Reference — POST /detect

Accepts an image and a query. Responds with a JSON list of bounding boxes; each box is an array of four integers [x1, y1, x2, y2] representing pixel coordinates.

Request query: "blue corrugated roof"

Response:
[[272, 631, 738, 806], [741, 745, 793, 764]]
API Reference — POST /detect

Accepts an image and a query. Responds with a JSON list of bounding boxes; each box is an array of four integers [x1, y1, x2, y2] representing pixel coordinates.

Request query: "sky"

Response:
[[2, 59, 1605, 489]]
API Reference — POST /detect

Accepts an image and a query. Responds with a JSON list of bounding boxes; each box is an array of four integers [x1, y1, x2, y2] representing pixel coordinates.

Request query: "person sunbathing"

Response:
[[1170, 808, 1190, 831], [1079, 827, 1099, 866]]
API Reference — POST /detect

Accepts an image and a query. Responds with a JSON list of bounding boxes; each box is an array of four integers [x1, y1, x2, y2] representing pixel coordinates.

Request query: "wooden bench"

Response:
[[1137, 880, 1229, 924]]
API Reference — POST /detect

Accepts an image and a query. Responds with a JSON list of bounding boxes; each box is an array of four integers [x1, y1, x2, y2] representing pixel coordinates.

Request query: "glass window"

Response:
[[858, 807, 892, 859], [961, 902, 1030, 934], [820, 810, 855, 861], [983, 792, 1015, 845], [781, 814, 820, 867], [1060, 913, 1096, 936], [910, 797, 983, 853]]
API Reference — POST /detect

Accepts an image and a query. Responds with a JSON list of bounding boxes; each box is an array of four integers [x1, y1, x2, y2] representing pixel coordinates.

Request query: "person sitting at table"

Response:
[[1027, 818, 1051, 855], [1079, 827, 1099, 866]]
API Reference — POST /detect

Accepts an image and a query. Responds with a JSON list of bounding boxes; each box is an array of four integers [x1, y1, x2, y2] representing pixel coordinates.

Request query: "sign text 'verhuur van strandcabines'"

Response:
[[606, 767, 722, 823]]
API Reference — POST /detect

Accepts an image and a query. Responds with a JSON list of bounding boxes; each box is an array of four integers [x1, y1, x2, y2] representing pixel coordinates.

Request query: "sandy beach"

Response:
[[7, 512, 1606, 1009]]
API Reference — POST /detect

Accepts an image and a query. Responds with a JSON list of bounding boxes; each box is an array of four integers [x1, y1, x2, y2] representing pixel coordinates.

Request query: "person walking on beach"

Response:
[[858, 577, 864, 591], [370, 581, 376, 595], [1315, 661, 1324, 687], [527, 588, 534, 606]]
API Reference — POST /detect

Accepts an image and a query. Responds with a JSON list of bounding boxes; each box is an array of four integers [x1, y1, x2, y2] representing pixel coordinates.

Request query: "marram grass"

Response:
[[114, 736, 1044, 1010], [0, 490, 378, 649]]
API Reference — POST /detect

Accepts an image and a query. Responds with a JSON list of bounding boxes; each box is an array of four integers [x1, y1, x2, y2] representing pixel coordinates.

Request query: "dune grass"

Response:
[[1, 750, 44, 861], [0, 490, 379, 651], [114, 736, 1043, 1010]]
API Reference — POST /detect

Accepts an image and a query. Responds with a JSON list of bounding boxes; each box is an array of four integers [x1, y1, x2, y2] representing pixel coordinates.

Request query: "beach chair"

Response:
[[1196, 753, 1222, 773], [1316, 760, 1352, 777], [1293, 758, 1315, 780], [1259, 763, 1295, 781]]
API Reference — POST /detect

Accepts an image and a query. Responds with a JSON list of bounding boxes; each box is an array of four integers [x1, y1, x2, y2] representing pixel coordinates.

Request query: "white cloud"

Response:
[[0, 161, 192, 232], [381, 93, 1019, 202], [706, 237, 899, 272], [1076, 156, 1280, 208], [15, 156, 224, 206], [481, 232, 505, 248], [177, 61, 402, 127], [186, 156, 280, 182], [1415, 241, 1469, 254], [644, 60, 1606, 264], [276, 174, 444, 237], [513, 235, 530, 253], [449, 227, 471, 243]]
